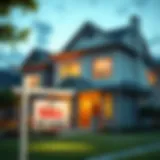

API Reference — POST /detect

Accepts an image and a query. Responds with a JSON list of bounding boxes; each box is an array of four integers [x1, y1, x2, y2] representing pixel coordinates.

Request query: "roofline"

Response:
[[62, 21, 105, 51], [50, 43, 141, 62], [20, 48, 50, 72], [22, 63, 48, 72]]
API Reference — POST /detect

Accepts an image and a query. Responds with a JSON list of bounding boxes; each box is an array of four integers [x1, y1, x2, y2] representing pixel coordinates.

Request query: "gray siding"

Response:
[[114, 92, 139, 129], [55, 50, 122, 87], [55, 49, 150, 91]]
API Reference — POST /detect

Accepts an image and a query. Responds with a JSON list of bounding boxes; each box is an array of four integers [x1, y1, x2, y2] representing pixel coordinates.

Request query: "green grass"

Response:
[[0, 131, 160, 160], [119, 150, 160, 160]]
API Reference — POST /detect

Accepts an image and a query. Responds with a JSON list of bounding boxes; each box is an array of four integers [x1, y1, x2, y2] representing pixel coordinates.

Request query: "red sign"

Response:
[[33, 100, 70, 130], [38, 107, 64, 119]]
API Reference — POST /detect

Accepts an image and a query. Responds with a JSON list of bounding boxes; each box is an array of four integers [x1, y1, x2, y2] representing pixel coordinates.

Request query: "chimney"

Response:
[[130, 15, 140, 33]]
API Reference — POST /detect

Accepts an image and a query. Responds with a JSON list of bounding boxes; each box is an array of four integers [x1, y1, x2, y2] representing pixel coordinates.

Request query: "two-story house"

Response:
[[16, 16, 154, 132]]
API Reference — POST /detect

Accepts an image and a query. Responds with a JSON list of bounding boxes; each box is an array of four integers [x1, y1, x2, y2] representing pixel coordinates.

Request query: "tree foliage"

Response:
[[0, 0, 37, 42], [0, 89, 17, 108], [0, 24, 30, 44], [0, 0, 37, 15]]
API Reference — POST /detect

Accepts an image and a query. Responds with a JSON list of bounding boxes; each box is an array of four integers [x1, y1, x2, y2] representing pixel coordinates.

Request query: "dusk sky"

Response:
[[1, 0, 160, 67]]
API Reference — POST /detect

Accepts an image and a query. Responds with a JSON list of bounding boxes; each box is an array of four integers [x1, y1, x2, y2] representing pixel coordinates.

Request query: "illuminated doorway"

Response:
[[78, 91, 102, 129]]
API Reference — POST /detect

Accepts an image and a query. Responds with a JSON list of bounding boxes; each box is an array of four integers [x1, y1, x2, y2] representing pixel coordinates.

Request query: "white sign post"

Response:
[[19, 86, 29, 160], [17, 87, 76, 160]]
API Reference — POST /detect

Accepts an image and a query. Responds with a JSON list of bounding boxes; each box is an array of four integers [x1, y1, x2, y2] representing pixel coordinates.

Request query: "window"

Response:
[[24, 74, 41, 88], [93, 57, 112, 79], [104, 93, 113, 119], [59, 64, 69, 78], [59, 61, 81, 78], [147, 71, 157, 85]]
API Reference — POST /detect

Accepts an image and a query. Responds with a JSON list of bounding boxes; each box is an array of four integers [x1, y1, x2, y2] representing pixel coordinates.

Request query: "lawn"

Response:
[[119, 150, 160, 160], [0, 131, 160, 160]]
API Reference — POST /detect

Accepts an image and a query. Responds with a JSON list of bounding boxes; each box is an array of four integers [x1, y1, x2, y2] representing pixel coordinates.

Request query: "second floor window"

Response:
[[147, 71, 157, 85], [59, 61, 81, 79], [92, 57, 112, 79], [24, 74, 41, 88]]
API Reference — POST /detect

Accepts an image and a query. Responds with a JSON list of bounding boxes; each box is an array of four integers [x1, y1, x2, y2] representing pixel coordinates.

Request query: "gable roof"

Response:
[[63, 21, 105, 51], [21, 48, 50, 71], [63, 21, 131, 52], [62, 16, 152, 62]]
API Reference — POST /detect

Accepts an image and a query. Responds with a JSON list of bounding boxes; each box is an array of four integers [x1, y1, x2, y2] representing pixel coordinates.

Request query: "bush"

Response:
[[140, 107, 160, 118]]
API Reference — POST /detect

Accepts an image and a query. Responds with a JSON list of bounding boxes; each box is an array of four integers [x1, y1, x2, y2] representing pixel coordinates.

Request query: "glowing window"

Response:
[[104, 93, 113, 119], [59, 61, 81, 78], [24, 74, 41, 88], [93, 57, 112, 79], [59, 64, 69, 78], [147, 71, 157, 85]]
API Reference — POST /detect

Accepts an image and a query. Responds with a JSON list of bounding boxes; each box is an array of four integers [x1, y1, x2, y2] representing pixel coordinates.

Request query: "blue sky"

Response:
[[1, 0, 160, 68]]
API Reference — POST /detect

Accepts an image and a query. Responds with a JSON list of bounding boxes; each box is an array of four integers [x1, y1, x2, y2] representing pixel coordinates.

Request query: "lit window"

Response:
[[93, 57, 112, 79], [59, 61, 81, 78], [24, 74, 41, 88], [69, 62, 81, 77], [147, 71, 157, 85], [59, 64, 69, 78]]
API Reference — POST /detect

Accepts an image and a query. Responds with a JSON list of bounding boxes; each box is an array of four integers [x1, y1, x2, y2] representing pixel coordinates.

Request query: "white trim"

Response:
[[12, 87, 76, 95], [19, 85, 29, 160]]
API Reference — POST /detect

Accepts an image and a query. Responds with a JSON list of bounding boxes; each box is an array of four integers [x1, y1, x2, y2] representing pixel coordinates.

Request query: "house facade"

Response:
[[17, 16, 156, 132]]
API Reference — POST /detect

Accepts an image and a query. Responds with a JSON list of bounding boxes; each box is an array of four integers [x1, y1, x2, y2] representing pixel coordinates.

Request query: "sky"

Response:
[[1, 0, 160, 68]]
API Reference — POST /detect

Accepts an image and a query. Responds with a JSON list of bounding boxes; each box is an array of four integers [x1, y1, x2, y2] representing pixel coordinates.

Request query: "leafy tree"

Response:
[[0, 0, 37, 15], [0, 0, 37, 42], [0, 89, 18, 109]]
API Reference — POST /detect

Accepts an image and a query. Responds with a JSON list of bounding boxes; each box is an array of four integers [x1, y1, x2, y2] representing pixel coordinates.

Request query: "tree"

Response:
[[0, 0, 37, 15], [0, 0, 37, 42], [0, 89, 17, 109]]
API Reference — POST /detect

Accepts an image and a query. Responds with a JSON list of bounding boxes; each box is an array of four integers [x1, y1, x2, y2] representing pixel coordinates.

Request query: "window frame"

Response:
[[24, 73, 41, 88], [58, 61, 81, 79], [147, 70, 157, 85], [92, 57, 112, 79]]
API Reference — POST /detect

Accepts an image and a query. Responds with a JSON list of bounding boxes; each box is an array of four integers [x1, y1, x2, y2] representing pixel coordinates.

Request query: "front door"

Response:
[[78, 91, 101, 129]]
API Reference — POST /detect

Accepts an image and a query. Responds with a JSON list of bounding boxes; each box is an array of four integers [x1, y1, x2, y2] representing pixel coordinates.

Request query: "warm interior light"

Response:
[[104, 93, 113, 119], [93, 57, 112, 78], [59, 61, 81, 78], [25, 74, 40, 88], [148, 71, 157, 85], [78, 91, 101, 128]]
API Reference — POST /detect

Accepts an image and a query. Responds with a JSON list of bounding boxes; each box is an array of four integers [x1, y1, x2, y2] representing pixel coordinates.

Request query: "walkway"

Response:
[[87, 142, 160, 160]]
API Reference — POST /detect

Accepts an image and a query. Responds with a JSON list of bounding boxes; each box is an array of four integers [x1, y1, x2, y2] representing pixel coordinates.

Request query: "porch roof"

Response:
[[57, 78, 152, 95], [57, 77, 94, 91]]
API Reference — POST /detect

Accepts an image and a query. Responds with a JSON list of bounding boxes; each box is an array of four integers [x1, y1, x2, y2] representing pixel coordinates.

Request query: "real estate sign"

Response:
[[33, 99, 70, 130]]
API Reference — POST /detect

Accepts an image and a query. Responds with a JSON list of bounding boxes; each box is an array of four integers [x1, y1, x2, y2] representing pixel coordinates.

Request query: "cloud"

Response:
[[88, 0, 99, 6], [116, 6, 129, 15], [149, 36, 160, 46], [115, 0, 150, 15], [133, 0, 149, 8]]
